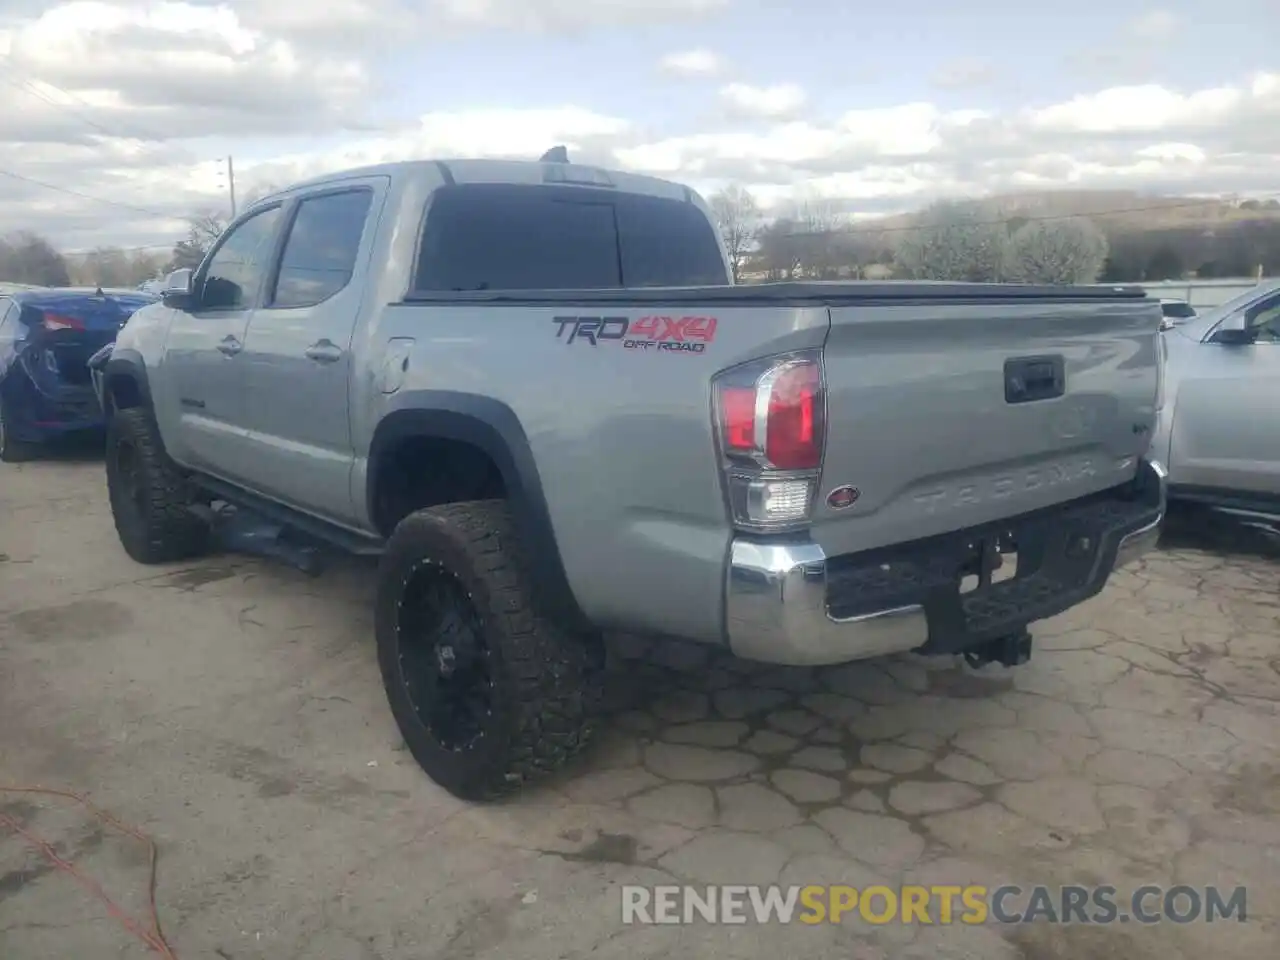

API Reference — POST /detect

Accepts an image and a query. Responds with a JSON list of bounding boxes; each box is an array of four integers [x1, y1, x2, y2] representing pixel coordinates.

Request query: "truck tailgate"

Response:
[[814, 296, 1161, 556]]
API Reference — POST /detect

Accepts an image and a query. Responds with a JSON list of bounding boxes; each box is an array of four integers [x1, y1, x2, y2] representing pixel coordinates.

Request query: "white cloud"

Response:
[[1027, 75, 1276, 136], [719, 82, 806, 119], [0, 1, 1277, 252], [245, 107, 631, 187], [423, 0, 729, 32], [659, 47, 723, 77], [0, 1, 370, 143], [228, 0, 730, 39]]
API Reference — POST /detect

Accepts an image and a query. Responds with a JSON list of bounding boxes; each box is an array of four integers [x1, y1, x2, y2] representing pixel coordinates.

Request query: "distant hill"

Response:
[[875, 190, 1280, 235], [747, 189, 1280, 282]]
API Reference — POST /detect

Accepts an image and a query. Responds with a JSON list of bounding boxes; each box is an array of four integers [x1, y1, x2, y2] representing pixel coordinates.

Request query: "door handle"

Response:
[[217, 335, 242, 357], [304, 339, 343, 364]]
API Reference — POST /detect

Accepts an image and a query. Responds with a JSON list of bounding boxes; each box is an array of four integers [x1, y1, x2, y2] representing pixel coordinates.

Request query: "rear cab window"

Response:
[[413, 183, 728, 292]]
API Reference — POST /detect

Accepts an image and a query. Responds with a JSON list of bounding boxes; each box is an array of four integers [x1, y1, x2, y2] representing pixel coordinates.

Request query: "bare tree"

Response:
[[71, 246, 131, 287], [790, 199, 846, 278], [754, 218, 802, 280], [0, 231, 71, 286], [71, 247, 169, 287], [708, 184, 760, 282], [893, 200, 1009, 282], [1004, 217, 1109, 284], [167, 211, 227, 272], [130, 249, 167, 284]]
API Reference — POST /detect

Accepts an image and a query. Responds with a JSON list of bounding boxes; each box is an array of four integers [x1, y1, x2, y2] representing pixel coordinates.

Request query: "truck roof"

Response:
[[259, 157, 697, 208]]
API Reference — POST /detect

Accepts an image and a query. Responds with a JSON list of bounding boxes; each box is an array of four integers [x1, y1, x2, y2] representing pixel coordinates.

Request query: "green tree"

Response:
[[1145, 246, 1184, 281]]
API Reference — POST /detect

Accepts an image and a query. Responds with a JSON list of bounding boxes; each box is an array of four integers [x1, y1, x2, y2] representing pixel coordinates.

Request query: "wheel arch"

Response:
[[99, 348, 152, 416], [368, 393, 590, 632]]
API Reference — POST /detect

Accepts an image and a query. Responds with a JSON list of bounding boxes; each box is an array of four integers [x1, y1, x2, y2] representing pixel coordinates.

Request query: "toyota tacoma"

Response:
[[91, 154, 1167, 800]]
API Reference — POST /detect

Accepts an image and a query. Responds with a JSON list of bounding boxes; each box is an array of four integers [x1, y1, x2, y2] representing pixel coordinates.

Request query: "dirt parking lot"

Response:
[[2, 455, 1278, 959]]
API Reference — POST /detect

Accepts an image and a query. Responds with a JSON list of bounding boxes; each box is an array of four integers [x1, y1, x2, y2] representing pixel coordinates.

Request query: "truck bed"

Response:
[[379, 281, 1161, 642]]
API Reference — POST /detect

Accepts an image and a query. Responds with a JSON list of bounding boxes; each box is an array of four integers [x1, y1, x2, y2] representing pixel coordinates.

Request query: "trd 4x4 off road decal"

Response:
[[552, 315, 718, 354]]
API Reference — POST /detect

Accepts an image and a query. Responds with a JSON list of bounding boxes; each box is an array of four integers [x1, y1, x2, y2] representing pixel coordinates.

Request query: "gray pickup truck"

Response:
[[91, 154, 1167, 800]]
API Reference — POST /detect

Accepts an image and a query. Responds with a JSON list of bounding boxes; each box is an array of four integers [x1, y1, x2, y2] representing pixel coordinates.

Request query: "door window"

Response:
[[271, 190, 374, 309], [199, 206, 282, 311], [1245, 293, 1280, 343]]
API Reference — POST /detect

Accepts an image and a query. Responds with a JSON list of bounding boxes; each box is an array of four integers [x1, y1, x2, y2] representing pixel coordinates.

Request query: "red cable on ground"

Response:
[[0, 785, 177, 959]]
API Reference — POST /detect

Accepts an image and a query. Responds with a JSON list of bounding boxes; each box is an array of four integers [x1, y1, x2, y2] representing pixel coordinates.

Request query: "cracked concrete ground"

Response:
[[2, 457, 1278, 959]]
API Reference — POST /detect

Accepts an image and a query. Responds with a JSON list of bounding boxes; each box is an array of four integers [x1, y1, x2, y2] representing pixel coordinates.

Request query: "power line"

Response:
[[0, 70, 124, 141], [0, 59, 182, 220], [0, 168, 172, 218], [0, 57, 166, 143]]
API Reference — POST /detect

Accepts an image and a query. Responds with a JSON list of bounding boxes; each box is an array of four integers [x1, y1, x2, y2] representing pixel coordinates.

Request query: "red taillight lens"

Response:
[[714, 355, 825, 471], [716, 353, 824, 535], [42, 312, 84, 332], [764, 362, 822, 470], [720, 386, 757, 453], [712, 353, 826, 531]]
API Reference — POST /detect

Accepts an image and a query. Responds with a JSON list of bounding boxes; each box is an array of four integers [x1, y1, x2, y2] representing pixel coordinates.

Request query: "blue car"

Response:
[[0, 287, 157, 462]]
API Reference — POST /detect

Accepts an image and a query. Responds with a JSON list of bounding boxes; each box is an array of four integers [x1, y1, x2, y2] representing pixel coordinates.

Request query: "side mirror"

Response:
[[161, 268, 195, 307], [1211, 327, 1256, 346]]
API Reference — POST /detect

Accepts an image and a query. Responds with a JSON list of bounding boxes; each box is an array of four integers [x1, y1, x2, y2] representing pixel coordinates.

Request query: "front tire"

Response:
[[376, 500, 599, 801], [105, 407, 209, 563]]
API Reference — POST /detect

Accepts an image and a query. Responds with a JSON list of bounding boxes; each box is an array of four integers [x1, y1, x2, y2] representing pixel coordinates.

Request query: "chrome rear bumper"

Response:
[[1113, 461, 1167, 571], [724, 459, 1167, 666]]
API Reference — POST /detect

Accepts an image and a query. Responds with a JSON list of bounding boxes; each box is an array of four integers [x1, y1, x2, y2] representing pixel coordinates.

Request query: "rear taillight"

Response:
[[712, 352, 826, 531], [42, 312, 84, 332]]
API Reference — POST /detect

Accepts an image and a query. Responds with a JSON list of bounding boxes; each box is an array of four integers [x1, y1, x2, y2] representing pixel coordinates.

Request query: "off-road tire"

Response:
[[105, 407, 210, 563], [0, 403, 37, 463], [376, 499, 600, 801]]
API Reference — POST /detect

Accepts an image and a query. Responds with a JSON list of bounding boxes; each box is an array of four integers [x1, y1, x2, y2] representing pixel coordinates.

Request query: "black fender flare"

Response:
[[368, 393, 590, 633], [96, 347, 152, 413]]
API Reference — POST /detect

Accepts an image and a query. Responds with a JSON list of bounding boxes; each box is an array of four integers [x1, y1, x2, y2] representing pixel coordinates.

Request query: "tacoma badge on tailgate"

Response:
[[911, 457, 1099, 514]]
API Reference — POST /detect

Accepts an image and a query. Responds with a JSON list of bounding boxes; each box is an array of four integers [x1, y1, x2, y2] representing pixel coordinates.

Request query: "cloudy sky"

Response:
[[0, 0, 1276, 252]]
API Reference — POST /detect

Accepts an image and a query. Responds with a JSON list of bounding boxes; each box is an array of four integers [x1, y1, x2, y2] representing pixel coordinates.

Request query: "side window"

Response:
[[199, 206, 282, 311], [0, 298, 13, 333], [271, 190, 373, 309], [1245, 293, 1280, 343]]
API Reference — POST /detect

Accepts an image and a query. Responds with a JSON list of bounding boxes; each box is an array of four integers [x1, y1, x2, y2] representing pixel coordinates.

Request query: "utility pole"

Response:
[[226, 155, 237, 218]]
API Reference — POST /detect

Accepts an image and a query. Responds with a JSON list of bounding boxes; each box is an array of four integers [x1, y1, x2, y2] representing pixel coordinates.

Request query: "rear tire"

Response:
[[376, 499, 600, 801], [0, 403, 37, 463], [105, 407, 210, 563]]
